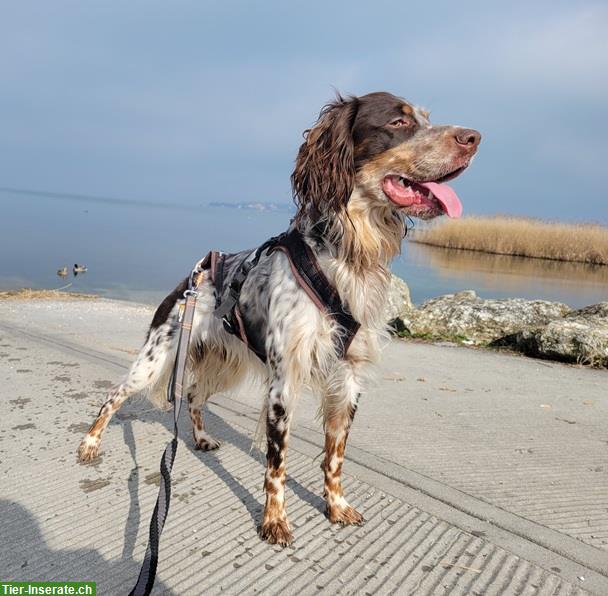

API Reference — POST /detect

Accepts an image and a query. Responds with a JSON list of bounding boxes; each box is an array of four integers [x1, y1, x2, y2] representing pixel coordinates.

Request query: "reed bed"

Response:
[[411, 216, 608, 265]]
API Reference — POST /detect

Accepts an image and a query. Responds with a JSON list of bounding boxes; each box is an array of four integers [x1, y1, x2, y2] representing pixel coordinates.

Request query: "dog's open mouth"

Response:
[[382, 169, 466, 218]]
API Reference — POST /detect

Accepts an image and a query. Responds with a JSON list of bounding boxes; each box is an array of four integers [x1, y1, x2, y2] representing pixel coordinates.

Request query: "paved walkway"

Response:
[[1, 298, 606, 594]]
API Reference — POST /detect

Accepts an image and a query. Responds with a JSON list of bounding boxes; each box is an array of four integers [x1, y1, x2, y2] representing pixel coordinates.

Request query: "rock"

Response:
[[386, 282, 607, 367], [399, 290, 570, 344], [494, 302, 608, 367], [386, 274, 413, 326]]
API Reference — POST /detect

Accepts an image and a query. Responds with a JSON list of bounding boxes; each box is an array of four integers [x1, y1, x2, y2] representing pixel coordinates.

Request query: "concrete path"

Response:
[[1, 298, 606, 595]]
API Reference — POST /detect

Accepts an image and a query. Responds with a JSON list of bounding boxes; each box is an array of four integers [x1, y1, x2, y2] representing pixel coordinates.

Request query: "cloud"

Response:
[[0, 1, 606, 222]]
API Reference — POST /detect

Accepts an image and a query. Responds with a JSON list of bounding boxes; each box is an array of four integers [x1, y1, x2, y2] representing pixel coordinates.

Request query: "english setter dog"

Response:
[[79, 91, 480, 546]]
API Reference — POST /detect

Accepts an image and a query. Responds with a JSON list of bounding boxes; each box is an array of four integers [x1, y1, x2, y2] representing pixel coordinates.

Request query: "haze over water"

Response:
[[1, 190, 605, 308]]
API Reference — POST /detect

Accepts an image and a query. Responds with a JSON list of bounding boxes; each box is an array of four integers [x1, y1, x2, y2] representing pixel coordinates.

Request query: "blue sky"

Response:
[[1, 1, 607, 223]]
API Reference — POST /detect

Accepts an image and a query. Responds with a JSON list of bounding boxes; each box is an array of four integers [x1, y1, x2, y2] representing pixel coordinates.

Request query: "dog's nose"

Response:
[[454, 128, 481, 148]]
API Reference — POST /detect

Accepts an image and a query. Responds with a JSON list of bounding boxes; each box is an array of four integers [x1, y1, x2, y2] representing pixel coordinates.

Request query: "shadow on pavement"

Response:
[[0, 498, 173, 594]]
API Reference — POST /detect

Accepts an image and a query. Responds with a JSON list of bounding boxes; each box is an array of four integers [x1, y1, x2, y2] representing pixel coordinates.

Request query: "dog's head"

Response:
[[292, 91, 480, 221]]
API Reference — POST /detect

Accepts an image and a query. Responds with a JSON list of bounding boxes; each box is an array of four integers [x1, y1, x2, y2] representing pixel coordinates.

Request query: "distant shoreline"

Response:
[[0, 185, 293, 213], [208, 201, 294, 212]]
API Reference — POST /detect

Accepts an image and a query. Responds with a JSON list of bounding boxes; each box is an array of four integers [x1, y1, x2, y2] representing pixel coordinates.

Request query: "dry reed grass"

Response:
[[0, 288, 98, 301], [412, 216, 608, 265]]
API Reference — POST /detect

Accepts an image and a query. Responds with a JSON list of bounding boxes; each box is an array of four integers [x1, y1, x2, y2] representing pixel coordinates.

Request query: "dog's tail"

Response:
[[145, 358, 176, 410], [136, 320, 182, 411]]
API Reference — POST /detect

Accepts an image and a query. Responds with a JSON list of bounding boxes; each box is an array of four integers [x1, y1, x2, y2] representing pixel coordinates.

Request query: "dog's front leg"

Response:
[[258, 368, 294, 546], [323, 368, 364, 525]]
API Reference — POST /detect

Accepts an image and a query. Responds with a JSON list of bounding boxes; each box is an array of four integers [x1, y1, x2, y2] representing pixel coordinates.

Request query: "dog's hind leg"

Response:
[[78, 324, 174, 462], [187, 384, 221, 451], [322, 365, 364, 525], [186, 340, 254, 452]]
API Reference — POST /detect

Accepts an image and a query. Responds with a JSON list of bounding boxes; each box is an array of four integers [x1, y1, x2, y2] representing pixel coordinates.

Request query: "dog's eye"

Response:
[[388, 118, 411, 128]]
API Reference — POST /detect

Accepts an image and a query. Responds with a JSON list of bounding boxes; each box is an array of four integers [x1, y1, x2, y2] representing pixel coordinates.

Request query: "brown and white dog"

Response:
[[78, 91, 480, 545]]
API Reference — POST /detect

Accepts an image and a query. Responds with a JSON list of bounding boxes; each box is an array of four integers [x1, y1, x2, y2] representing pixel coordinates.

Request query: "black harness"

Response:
[[204, 227, 360, 361]]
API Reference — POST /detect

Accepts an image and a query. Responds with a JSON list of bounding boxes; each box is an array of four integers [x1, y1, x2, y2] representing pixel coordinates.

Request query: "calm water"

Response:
[[1, 191, 606, 308]]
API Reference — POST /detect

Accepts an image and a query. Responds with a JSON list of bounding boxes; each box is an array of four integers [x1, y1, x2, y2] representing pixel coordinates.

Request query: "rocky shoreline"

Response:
[[387, 275, 608, 368]]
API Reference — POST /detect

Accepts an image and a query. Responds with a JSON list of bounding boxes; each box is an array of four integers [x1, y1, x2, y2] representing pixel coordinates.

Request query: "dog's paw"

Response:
[[193, 433, 221, 451], [78, 436, 100, 463], [327, 503, 364, 526], [258, 518, 293, 546]]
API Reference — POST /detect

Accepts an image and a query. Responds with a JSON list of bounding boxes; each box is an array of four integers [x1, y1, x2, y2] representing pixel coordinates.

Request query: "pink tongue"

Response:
[[419, 182, 463, 218]]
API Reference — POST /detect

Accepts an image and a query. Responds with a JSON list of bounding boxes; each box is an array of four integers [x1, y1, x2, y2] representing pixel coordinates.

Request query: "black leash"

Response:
[[129, 263, 205, 596]]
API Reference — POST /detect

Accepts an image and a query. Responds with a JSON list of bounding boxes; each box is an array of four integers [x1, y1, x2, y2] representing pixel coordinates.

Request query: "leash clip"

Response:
[[184, 261, 206, 299]]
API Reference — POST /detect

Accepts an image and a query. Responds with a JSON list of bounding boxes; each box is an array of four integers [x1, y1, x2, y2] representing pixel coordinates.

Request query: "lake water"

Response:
[[1, 190, 606, 308]]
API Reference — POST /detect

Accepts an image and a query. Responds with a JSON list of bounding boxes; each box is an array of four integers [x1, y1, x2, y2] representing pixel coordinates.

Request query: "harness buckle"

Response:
[[222, 316, 235, 334]]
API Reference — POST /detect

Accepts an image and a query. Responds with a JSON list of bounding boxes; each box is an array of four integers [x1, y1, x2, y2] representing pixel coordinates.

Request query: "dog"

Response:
[[78, 91, 480, 546]]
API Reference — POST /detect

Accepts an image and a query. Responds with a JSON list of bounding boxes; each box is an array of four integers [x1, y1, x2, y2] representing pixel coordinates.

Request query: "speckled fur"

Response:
[[78, 91, 480, 545]]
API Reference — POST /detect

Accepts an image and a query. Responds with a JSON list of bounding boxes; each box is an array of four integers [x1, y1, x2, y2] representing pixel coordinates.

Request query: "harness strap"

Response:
[[269, 229, 360, 359], [129, 267, 205, 596], [213, 237, 279, 322]]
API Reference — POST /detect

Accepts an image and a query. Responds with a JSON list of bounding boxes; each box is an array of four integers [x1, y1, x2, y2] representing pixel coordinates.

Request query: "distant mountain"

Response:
[[208, 201, 294, 213]]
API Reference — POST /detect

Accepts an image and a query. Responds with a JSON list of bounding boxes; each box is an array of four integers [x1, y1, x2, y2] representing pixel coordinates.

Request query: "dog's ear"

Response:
[[291, 94, 359, 220]]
